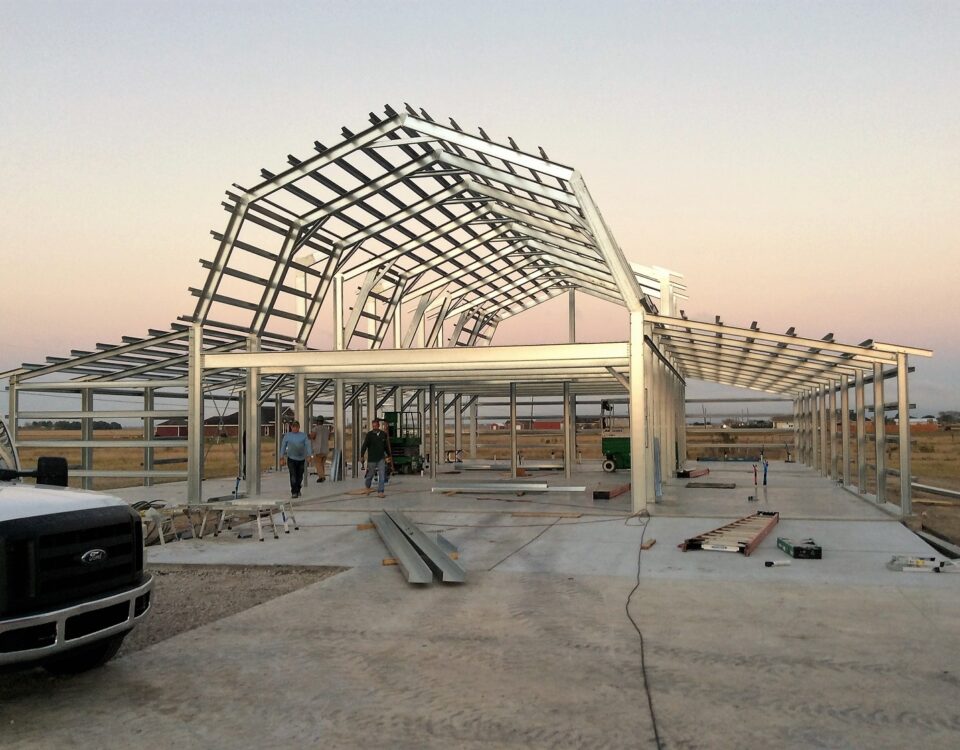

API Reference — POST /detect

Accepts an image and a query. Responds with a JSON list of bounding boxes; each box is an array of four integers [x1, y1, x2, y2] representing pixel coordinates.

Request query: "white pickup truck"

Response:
[[0, 421, 152, 673]]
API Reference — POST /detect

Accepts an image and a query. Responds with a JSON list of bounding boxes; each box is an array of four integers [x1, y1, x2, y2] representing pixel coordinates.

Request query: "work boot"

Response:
[[377, 492, 385, 498]]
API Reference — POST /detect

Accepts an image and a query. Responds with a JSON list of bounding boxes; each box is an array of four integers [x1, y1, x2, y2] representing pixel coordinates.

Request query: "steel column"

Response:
[[274, 394, 282, 471], [630, 312, 649, 511], [244, 333, 260, 497], [295, 358, 307, 431], [429, 385, 437, 479], [436, 391, 445, 466], [811, 389, 821, 472], [334, 379, 345, 481], [855, 370, 867, 492], [143, 388, 154, 487], [828, 381, 837, 480], [897, 353, 912, 516], [454, 394, 462, 458], [568, 289, 576, 343], [367, 383, 377, 427], [81, 389, 93, 491], [840, 376, 850, 486], [469, 399, 478, 459], [509, 383, 518, 479], [679, 380, 687, 467], [351, 390, 362, 478], [7, 376, 17, 462], [563, 381, 573, 480], [187, 324, 204, 503], [873, 363, 886, 504], [418, 390, 426, 469], [819, 385, 828, 476]]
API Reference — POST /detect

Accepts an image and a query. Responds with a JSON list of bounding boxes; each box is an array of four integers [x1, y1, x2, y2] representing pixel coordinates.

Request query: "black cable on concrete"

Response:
[[486, 518, 560, 571], [626, 516, 663, 750]]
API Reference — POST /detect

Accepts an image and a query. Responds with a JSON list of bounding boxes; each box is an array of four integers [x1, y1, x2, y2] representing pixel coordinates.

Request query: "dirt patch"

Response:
[[119, 564, 346, 656]]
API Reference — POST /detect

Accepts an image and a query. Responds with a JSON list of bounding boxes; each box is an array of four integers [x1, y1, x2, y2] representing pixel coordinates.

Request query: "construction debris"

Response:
[[680, 511, 780, 556], [432, 483, 586, 494], [886, 555, 960, 573], [777, 537, 822, 559], [686, 482, 736, 489], [641, 538, 657, 550], [370, 512, 433, 584], [370, 510, 466, 585], [676, 468, 710, 479], [593, 483, 630, 500]]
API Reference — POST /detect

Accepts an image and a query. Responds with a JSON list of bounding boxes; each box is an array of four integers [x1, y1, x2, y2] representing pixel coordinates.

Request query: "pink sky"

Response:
[[1, 1, 956, 414]]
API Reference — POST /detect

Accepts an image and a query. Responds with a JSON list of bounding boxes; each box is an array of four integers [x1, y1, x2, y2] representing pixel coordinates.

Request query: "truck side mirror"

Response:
[[37, 457, 69, 487]]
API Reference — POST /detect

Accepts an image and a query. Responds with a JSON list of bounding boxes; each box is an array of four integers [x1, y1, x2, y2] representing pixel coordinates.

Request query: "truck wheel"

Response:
[[602, 459, 616, 473], [42, 632, 128, 674]]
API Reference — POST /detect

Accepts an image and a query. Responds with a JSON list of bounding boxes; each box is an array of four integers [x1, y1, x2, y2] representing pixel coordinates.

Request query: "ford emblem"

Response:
[[81, 548, 108, 564]]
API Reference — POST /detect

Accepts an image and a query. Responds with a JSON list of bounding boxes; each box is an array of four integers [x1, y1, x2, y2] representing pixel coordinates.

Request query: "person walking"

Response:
[[312, 415, 331, 482], [360, 418, 391, 498], [280, 420, 311, 498]]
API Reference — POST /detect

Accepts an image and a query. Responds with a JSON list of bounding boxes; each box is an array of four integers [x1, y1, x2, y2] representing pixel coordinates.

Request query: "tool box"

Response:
[[776, 536, 822, 559]]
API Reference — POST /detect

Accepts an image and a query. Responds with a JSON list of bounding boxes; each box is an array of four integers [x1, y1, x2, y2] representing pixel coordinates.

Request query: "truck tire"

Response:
[[41, 632, 128, 674]]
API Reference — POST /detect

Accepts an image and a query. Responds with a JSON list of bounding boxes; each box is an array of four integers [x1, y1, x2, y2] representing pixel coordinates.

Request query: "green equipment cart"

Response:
[[601, 436, 631, 472], [384, 411, 424, 474], [600, 400, 630, 472]]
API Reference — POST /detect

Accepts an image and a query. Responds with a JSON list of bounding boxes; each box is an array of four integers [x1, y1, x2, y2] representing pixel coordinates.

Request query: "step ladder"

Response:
[[680, 511, 780, 556]]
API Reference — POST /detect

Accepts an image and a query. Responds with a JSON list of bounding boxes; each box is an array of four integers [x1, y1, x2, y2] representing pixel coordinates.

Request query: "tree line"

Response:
[[28, 420, 123, 430]]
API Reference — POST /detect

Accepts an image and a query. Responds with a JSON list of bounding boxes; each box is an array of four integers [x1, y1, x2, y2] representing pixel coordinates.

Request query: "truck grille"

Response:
[[0, 506, 144, 618]]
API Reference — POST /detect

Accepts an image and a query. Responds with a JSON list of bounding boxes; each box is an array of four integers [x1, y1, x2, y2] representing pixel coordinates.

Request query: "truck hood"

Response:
[[0, 482, 130, 522]]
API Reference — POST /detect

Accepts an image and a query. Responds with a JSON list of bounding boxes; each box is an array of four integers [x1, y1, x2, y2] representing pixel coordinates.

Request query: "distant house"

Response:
[[155, 406, 295, 439]]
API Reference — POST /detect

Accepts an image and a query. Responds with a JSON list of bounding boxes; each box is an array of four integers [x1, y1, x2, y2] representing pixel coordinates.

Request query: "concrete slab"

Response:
[[12, 463, 953, 749], [655, 461, 893, 520], [3, 568, 959, 749]]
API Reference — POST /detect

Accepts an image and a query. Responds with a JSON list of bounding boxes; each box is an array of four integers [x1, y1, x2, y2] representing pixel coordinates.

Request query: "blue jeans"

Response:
[[287, 458, 305, 494], [364, 458, 387, 493]]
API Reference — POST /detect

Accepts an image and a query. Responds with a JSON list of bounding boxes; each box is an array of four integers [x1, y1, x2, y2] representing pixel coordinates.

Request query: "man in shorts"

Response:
[[312, 415, 331, 482]]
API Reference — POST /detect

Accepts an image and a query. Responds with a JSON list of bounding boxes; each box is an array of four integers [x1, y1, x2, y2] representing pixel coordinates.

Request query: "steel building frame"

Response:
[[2, 104, 931, 514]]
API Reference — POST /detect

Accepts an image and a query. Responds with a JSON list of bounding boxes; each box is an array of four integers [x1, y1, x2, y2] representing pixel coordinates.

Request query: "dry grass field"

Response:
[[15, 425, 960, 543]]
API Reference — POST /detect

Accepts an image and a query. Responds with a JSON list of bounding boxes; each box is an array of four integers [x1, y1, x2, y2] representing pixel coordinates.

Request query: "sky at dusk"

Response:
[[1, 0, 957, 416]]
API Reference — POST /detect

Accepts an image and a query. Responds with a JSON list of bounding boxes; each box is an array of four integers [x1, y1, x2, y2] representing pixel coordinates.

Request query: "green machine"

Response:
[[601, 436, 631, 473], [384, 411, 424, 474], [600, 400, 630, 473]]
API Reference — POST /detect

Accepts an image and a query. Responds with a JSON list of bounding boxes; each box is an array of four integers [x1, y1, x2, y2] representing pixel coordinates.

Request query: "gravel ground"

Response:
[[119, 564, 347, 656], [0, 564, 345, 695]]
